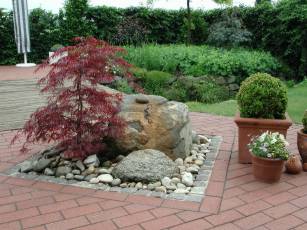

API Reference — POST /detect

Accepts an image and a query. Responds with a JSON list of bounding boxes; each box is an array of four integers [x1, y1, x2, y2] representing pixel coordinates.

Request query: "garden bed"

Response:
[[4, 135, 222, 203]]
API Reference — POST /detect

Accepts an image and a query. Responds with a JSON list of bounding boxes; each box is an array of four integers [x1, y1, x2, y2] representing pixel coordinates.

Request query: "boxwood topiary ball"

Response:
[[237, 73, 288, 119]]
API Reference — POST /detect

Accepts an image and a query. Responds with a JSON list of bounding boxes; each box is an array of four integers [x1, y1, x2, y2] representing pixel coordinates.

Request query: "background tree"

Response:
[[12, 37, 132, 159], [147, 0, 232, 45], [206, 9, 252, 47], [59, 0, 96, 44]]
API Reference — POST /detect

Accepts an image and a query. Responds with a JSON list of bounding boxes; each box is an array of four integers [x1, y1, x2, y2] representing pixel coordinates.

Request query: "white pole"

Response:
[[16, 52, 36, 67], [24, 52, 27, 64]]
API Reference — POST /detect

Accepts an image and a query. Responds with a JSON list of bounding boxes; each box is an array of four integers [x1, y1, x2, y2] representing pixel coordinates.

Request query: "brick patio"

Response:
[[0, 66, 306, 230]]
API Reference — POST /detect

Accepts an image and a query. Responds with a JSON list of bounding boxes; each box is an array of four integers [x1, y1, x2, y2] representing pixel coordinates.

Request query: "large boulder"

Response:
[[116, 94, 192, 160], [112, 149, 178, 182]]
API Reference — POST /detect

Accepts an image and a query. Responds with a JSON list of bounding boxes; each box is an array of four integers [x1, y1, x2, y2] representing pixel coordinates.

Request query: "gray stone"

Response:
[[83, 154, 100, 167], [120, 183, 128, 188], [65, 173, 74, 180], [97, 174, 113, 183], [147, 184, 155, 190], [84, 174, 97, 182], [74, 175, 84, 181], [215, 76, 226, 85], [174, 158, 184, 166], [186, 166, 199, 174], [19, 161, 33, 173], [56, 166, 72, 177], [112, 149, 177, 183], [198, 135, 209, 144], [155, 186, 167, 193], [229, 83, 240, 91], [75, 160, 85, 171], [72, 169, 81, 175], [174, 188, 189, 194], [184, 157, 193, 164], [111, 178, 121, 186], [194, 159, 204, 166], [135, 182, 143, 189], [44, 168, 54, 176], [227, 75, 236, 84], [44, 146, 65, 158], [115, 155, 125, 162], [116, 95, 192, 160], [33, 158, 52, 172], [182, 172, 193, 186], [190, 187, 205, 195], [89, 178, 99, 184], [102, 161, 112, 168], [98, 168, 111, 174], [171, 177, 181, 185], [84, 165, 95, 175], [135, 94, 149, 104], [177, 183, 186, 189], [192, 131, 200, 144], [129, 182, 136, 188], [161, 177, 172, 187]]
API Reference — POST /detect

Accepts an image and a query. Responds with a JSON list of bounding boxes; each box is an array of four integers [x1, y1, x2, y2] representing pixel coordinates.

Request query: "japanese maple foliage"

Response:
[[12, 37, 133, 159]]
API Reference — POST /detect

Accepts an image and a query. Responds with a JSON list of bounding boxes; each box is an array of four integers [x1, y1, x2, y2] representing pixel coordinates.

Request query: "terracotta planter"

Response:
[[297, 129, 307, 164], [234, 112, 292, 163], [251, 154, 285, 183]]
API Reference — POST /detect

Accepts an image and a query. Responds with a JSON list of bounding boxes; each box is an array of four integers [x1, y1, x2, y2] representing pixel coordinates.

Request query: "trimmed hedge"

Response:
[[0, 0, 306, 80], [237, 73, 288, 119]]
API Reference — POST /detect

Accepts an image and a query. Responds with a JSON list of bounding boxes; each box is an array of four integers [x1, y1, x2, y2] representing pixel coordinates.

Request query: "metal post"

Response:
[[24, 53, 27, 64]]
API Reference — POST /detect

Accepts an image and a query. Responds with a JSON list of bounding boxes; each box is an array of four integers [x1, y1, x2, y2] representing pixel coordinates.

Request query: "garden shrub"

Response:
[[125, 44, 281, 83], [140, 70, 172, 96], [112, 16, 149, 46], [237, 73, 288, 119]]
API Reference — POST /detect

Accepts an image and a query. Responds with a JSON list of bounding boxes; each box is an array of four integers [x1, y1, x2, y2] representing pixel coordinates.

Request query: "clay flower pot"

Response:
[[235, 112, 292, 164], [251, 154, 285, 183], [285, 155, 302, 174], [297, 129, 307, 164]]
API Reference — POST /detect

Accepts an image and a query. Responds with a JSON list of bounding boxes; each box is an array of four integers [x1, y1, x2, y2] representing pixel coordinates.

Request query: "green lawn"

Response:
[[187, 80, 307, 124]]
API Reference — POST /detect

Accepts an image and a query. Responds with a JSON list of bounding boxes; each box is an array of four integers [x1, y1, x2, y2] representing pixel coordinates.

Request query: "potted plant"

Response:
[[297, 110, 307, 171], [235, 73, 292, 163], [49, 44, 65, 64], [249, 131, 289, 183]]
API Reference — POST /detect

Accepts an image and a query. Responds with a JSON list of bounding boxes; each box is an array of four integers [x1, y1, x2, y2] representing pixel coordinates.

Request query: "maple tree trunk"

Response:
[[76, 74, 83, 145]]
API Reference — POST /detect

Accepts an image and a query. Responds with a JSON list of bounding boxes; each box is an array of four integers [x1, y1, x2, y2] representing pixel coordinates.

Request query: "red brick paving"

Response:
[[0, 66, 306, 229]]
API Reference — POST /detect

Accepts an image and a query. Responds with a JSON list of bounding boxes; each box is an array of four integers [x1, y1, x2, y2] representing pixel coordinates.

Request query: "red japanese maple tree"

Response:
[[12, 37, 133, 158]]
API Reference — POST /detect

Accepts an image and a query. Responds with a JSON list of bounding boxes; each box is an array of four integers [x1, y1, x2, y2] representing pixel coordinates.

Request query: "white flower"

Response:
[[260, 147, 267, 152], [271, 138, 277, 144], [267, 153, 272, 158]]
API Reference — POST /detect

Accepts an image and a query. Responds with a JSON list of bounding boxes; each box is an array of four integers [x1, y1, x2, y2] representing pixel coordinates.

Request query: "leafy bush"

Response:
[[50, 44, 63, 52], [125, 44, 282, 83], [132, 69, 229, 103], [139, 70, 172, 96], [112, 79, 134, 94], [237, 73, 288, 119], [112, 16, 149, 46], [12, 37, 132, 158]]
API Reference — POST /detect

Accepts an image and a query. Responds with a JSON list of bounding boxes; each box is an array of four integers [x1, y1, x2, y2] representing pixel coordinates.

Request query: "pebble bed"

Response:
[[4, 135, 222, 202]]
